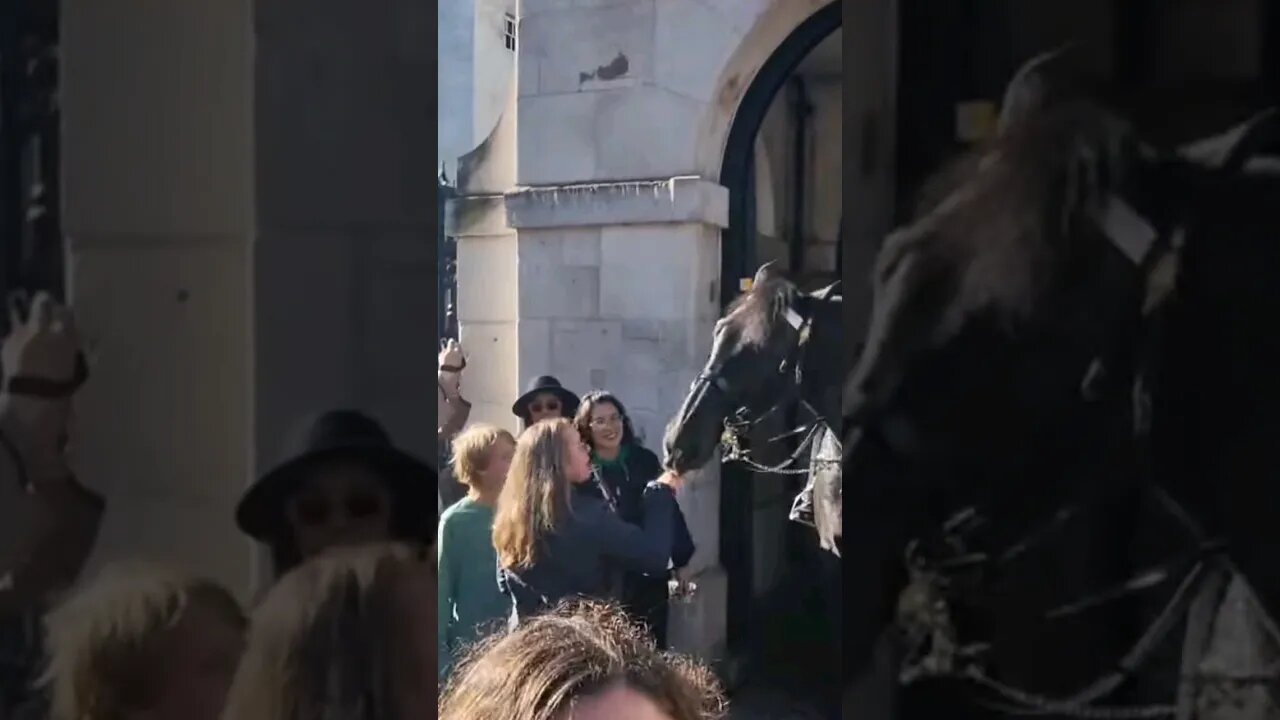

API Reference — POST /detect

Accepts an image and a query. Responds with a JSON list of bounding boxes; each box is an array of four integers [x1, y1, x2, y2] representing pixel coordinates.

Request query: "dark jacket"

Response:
[[589, 445, 695, 570], [498, 484, 676, 621]]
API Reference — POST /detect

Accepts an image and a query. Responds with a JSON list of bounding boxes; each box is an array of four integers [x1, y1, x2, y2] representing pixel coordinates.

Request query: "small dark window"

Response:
[[503, 13, 517, 52]]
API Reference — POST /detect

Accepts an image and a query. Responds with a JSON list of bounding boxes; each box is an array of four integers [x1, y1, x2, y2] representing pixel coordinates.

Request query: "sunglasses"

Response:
[[292, 492, 386, 527], [529, 400, 562, 414]]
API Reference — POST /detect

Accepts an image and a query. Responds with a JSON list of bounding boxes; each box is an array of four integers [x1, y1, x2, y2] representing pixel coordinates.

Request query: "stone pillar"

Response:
[[503, 178, 730, 660], [62, 0, 436, 598], [62, 0, 257, 595]]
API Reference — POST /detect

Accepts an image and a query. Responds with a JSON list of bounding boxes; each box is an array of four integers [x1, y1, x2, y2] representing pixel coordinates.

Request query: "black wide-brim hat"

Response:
[[236, 409, 436, 542], [511, 375, 580, 418]]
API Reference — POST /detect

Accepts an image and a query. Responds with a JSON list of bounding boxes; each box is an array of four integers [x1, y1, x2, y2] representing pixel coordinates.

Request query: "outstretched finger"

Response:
[[29, 292, 56, 331]]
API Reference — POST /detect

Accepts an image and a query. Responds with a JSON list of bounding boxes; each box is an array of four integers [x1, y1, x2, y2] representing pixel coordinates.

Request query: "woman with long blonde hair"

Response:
[[492, 418, 681, 622], [219, 543, 435, 720]]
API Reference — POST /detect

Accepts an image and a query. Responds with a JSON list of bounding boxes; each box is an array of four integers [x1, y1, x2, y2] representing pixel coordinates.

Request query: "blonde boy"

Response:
[[437, 424, 516, 681]]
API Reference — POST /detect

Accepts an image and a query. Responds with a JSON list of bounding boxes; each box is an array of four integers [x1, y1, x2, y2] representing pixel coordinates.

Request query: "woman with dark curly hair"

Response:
[[439, 600, 726, 720], [574, 391, 695, 649]]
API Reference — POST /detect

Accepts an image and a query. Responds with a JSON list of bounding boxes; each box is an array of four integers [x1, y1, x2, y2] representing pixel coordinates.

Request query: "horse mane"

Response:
[[725, 274, 797, 347], [879, 98, 1135, 326]]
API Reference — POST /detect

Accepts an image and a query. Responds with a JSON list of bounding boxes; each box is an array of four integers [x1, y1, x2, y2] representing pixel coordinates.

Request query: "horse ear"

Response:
[[754, 261, 781, 285], [998, 45, 1074, 135]]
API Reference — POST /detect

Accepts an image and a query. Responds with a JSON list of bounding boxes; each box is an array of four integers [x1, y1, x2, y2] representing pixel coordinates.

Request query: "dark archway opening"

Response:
[[716, 0, 841, 703]]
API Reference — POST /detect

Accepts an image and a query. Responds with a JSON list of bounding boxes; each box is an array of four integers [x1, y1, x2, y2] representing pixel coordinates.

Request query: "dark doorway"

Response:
[[716, 0, 841, 685]]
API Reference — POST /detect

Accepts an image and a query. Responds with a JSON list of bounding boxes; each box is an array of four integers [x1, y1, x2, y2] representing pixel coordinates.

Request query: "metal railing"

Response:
[[1, 0, 63, 320], [438, 169, 458, 343]]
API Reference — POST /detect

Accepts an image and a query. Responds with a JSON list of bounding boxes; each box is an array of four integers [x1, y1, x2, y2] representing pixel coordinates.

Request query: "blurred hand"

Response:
[[3, 291, 79, 389], [438, 339, 465, 371], [438, 340, 465, 399], [0, 292, 82, 483], [656, 470, 685, 493]]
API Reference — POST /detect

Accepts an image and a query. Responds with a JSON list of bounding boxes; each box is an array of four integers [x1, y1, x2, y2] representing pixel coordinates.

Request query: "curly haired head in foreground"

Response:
[[440, 600, 726, 720]]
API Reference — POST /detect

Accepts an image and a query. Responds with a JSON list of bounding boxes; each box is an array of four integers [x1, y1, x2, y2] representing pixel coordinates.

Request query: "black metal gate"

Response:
[[1, 0, 63, 314], [437, 170, 458, 343]]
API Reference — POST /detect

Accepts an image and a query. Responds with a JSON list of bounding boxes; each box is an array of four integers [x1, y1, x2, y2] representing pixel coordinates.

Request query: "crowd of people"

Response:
[[0, 293, 727, 719]]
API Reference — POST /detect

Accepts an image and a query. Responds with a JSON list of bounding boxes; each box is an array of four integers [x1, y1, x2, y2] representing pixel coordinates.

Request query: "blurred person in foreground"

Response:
[[492, 419, 680, 622], [39, 562, 246, 720], [437, 424, 516, 682], [235, 409, 436, 581], [439, 600, 726, 720], [219, 542, 435, 720], [0, 292, 105, 716]]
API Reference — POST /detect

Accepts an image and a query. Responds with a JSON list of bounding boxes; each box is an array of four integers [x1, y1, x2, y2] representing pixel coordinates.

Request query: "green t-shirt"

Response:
[[437, 497, 511, 681]]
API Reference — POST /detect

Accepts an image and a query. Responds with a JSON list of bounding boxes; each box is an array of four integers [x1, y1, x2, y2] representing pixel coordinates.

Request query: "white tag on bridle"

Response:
[[784, 308, 804, 331], [1099, 195, 1158, 266]]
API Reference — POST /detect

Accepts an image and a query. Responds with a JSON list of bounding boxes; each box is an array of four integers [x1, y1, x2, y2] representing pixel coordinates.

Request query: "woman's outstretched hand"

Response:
[[656, 471, 685, 493]]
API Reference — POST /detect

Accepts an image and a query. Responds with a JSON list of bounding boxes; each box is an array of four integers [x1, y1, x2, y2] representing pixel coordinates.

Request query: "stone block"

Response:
[[254, 0, 436, 230], [560, 228, 603, 267], [658, 367, 701, 428], [459, 321, 520, 406], [549, 320, 624, 394], [518, 238, 600, 319], [467, 401, 522, 435], [520, 0, 575, 16], [594, 87, 703, 180], [629, 409, 664, 450], [667, 563, 729, 663], [654, 0, 742, 102], [691, 0, 774, 35], [622, 319, 662, 342], [67, 237, 255, 594], [518, 55, 541, 98], [86, 491, 256, 601], [457, 233, 518, 323], [61, 0, 254, 239], [518, 92, 599, 185], [517, 319, 554, 386], [522, 2, 654, 95], [600, 224, 701, 320]]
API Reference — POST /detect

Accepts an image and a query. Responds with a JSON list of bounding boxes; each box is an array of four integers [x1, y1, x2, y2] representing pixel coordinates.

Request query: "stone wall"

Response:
[[63, 0, 437, 599]]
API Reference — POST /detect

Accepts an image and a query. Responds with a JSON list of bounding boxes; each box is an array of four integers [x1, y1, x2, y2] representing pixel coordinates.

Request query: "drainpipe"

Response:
[[789, 77, 811, 276]]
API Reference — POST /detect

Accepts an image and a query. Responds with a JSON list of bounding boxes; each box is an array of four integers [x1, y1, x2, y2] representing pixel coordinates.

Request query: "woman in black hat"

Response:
[[511, 376, 580, 429], [235, 410, 437, 578]]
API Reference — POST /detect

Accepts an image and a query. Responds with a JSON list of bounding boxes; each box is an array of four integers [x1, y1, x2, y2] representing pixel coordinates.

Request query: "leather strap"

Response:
[[6, 354, 89, 398]]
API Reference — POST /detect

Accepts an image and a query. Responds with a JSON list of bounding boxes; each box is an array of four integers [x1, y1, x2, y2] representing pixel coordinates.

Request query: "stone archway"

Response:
[[707, 2, 842, 685]]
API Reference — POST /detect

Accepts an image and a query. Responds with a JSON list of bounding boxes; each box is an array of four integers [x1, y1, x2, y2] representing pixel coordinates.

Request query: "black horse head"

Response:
[[843, 49, 1181, 681], [663, 263, 841, 475]]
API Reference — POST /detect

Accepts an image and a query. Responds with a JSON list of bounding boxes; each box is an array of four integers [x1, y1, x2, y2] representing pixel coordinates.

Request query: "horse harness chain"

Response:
[[699, 303, 840, 477], [898, 188, 1280, 717]]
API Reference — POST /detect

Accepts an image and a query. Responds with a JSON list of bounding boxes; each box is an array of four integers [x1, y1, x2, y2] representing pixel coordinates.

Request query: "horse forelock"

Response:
[[889, 100, 1135, 334], [725, 275, 796, 347]]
